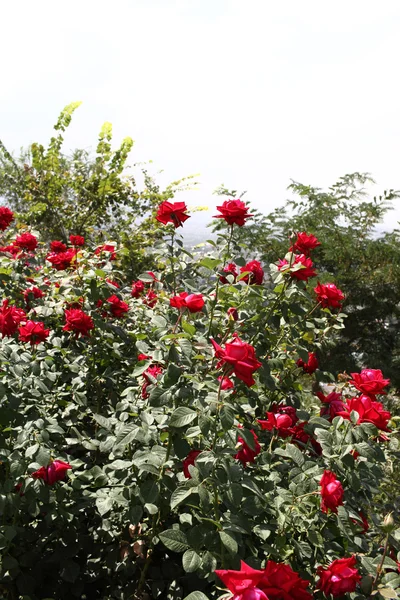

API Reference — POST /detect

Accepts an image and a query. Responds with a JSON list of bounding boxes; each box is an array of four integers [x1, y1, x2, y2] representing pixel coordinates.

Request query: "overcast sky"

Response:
[[1, 0, 400, 233]]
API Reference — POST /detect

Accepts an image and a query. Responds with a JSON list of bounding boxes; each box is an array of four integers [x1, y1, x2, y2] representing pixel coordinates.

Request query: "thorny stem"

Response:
[[169, 230, 177, 295], [207, 224, 234, 339], [373, 532, 390, 587]]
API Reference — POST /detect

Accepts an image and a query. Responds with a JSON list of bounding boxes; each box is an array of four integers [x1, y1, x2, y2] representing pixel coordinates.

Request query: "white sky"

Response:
[[1, 0, 400, 233]]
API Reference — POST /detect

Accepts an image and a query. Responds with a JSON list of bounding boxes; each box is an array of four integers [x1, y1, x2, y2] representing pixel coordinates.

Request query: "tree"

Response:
[[216, 174, 400, 389]]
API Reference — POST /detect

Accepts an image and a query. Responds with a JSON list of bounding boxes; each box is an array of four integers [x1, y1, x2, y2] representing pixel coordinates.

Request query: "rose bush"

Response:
[[0, 203, 398, 600]]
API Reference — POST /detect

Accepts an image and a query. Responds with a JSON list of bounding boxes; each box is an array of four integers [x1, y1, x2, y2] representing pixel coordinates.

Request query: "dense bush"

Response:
[[0, 198, 398, 600]]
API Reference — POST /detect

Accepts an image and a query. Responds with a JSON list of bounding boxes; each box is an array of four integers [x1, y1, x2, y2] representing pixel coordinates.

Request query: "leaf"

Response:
[[170, 486, 195, 510], [92, 414, 113, 430], [96, 497, 113, 516], [220, 405, 235, 431], [199, 257, 220, 270], [181, 319, 196, 336], [219, 531, 238, 555], [107, 459, 132, 470], [183, 593, 209, 600], [379, 588, 398, 599], [170, 407, 197, 428], [286, 443, 305, 466], [159, 529, 189, 553], [182, 549, 202, 573]]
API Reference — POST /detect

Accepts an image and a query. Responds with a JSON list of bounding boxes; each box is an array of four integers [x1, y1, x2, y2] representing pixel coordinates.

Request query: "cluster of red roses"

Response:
[[215, 556, 361, 600], [131, 273, 158, 308]]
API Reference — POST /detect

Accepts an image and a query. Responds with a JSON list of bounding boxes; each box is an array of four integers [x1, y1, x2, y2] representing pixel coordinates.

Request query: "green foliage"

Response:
[[0, 209, 397, 600], [223, 174, 400, 388]]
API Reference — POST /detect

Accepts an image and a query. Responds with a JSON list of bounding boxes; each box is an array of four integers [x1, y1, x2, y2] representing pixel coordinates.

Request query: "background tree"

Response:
[[213, 174, 400, 389], [0, 102, 197, 278]]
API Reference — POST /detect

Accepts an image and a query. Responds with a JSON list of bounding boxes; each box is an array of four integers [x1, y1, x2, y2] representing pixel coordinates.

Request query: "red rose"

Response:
[[319, 470, 344, 513], [170, 292, 204, 313], [258, 560, 312, 600], [137, 353, 151, 361], [23, 286, 44, 306], [227, 307, 239, 321], [349, 369, 390, 397], [46, 248, 77, 270], [220, 262, 238, 284], [106, 279, 120, 288], [235, 428, 261, 466], [182, 449, 202, 479], [69, 235, 85, 246], [63, 308, 94, 337], [215, 560, 267, 600], [31, 460, 72, 485], [213, 199, 253, 227], [106, 295, 129, 318], [288, 422, 322, 455], [19, 321, 50, 345], [316, 556, 361, 597], [142, 364, 163, 398], [15, 232, 38, 251], [314, 282, 345, 309], [0, 299, 26, 337], [50, 240, 67, 253], [258, 405, 297, 436], [156, 201, 190, 228], [278, 254, 317, 281], [95, 244, 116, 260], [218, 376, 234, 390], [131, 280, 145, 298], [0, 244, 20, 258], [240, 260, 264, 285], [212, 336, 262, 387], [338, 395, 391, 431], [143, 290, 158, 308], [297, 352, 318, 374], [0, 207, 14, 231], [316, 391, 346, 421], [290, 232, 321, 255]]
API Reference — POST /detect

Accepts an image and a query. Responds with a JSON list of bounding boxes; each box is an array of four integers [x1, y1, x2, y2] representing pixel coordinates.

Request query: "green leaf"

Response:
[[159, 529, 189, 553], [285, 443, 305, 466], [181, 319, 196, 336], [220, 405, 235, 431], [219, 531, 238, 555], [170, 407, 197, 428], [379, 588, 398, 599], [96, 497, 113, 516], [183, 593, 209, 600], [182, 549, 202, 573], [170, 486, 195, 510], [199, 257, 220, 270]]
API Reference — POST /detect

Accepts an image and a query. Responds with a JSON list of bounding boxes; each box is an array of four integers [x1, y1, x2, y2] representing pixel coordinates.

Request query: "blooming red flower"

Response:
[[278, 254, 317, 282], [131, 280, 145, 298], [183, 450, 202, 479], [220, 263, 238, 284], [105, 279, 120, 288], [46, 248, 77, 270], [0, 207, 14, 231], [289, 422, 322, 455], [316, 556, 361, 597], [95, 244, 116, 260], [319, 470, 344, 513], [0, 244, 20, 258], [349, 369, 390, 397], [297, 352, 318, 374], [106, 295, 129, 318], [218, 376, 234, 390], [290, 232, 321, 255], [143, 290, 158, 308], [0, 300, 26, 337], [240, 260, 264, 285], [142, 364, 163, 398], [215, 561, 267, 600], [31, 460, 72, 485], [314, 282, 345, 309], [258, 405, 297, 436], [69, 235, 85, 246], [156, 201, 190, 228], [316, 390, 346, 421], [258, 560, 312, 600], [15, 232, 38, 251], [338, 395, 391, 431], [212, 336, 262, 387], [50, 240, 67, 253], [23, 286, 45, 306], [213, 199, 253, 227], [170, 292, 205, 313], [63, 309, 94, 337], [19, 320, 50, 345], [235, 429, 261, 466], [137, 353, 151, 361]]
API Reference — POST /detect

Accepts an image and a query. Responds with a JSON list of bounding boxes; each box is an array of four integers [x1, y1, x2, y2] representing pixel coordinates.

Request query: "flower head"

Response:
[[338, 394, 391, 431], [156, 201, 190, 228], [235, 429, 261, 466], [69, 235, 85, 246], [19, 320, 50, 345], [240, 260, 264, 285], [15, 232, 38, 251], [349, 369, 390, 397], [314, 282, 345, 309], [220, 263, 238, 284], [0, 299, 26, 337], [290, 232, 321, 255], [50, 240, 67, 253], [31, 460, 72, 485], [212, 336, 262, 387], [106, 295, 129, 318], [131, 280, 145, 298], [0, 207, 14, 231], [183, 450, 201, 479], [63, 308, 94, 337], [297, 352, 318, 374], [215, 560, 267, 600], [213, 199, 253, 227], [319, 470, 344, 513], [316, 556, 361, 597], [278, 254, 317, 282], [46, 248, 77, 270], [170, 292, 205, 313], [258, 560, 312, 600]]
